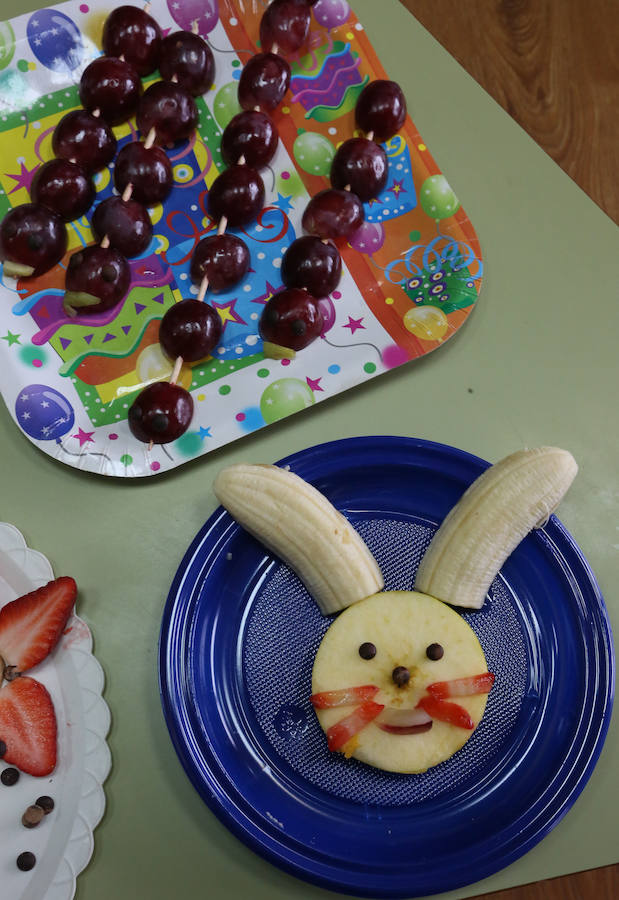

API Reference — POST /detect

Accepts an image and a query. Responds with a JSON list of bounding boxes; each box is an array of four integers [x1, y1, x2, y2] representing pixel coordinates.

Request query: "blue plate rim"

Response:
[[158, 436, 615, 897]]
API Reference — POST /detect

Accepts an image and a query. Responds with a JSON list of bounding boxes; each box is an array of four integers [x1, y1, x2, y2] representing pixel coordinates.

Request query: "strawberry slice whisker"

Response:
[[326, 700, 384, 752], [310, 684, 379, 709], [416, 695, 475, 730], [376, 706, 433, 734], [426, 672, 495, 700]]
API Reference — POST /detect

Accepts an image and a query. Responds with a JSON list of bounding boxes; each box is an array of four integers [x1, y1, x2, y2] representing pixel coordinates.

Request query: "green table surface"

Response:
[[0, 0, 617, 898]]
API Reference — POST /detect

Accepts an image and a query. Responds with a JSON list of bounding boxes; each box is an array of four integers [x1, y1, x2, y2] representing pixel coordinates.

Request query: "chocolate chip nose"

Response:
[[392, 666, 410, 687]]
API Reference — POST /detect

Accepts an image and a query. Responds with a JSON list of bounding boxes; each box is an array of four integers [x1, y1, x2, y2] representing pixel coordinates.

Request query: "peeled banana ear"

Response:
[[414, 447, 578, 610], [213, 463, 384, 615]]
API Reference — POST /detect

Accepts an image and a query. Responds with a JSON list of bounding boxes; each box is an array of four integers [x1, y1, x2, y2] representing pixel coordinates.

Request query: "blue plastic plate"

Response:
[[158, 436, 615, 898]]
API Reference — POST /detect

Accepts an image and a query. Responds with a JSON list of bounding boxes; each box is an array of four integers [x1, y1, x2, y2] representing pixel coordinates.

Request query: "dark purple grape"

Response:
[[207, 166, 265, 227], [259, 288, 324, 351], [79, 57, 142, 125], [137, 82, 198, 145], [159, 299, 222, 362], [221, 110, 278, 169], [330, 137, 388, 201], [0, 203, 67, 276], [113, 142, 173, 206], [281, 236, 341, 297], [128, 382, 193, 444], [30, 159, 95, 222], [64, 246, 130, 315], [91, 197, 152, 257], [190, 233, 250, 292], [355, 80, 407, 142], [102, 6, 162, 76], [159, 31, 215, 95], [259, 0, 310, 54], [52, 110, 117, 173], [302, 189, 364, 240], [238, 53, 291, 111]]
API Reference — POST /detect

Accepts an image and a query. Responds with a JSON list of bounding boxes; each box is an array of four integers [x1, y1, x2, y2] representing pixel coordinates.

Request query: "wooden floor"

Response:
[[401, 0, 619, 226], [397, 2, 618, 897]]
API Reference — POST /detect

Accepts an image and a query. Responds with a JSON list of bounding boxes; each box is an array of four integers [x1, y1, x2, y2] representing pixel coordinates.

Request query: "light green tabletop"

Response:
[[0, 0, 617, 898]]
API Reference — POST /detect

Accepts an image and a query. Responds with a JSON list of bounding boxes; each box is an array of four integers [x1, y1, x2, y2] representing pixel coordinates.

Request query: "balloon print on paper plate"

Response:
[[167, 0, 219, 36], [27, 9, 85, 71], [15, 384, 74, 441]]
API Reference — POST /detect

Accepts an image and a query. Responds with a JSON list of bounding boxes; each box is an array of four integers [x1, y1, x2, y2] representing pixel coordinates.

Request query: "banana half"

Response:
[[414, 447, 578, 609], [213, 463, 384, 615]]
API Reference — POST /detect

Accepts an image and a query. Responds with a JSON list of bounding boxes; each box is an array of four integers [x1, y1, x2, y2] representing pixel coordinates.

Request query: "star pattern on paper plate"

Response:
[[270, 192, 295, 215], [198, 426, 212, 440], [211, 297, 247, 328], [73, 427, 95, 446], [1, 331, 21, 346], [306, 376, 323, 392], [388, 179, 406, 197], [343, 316, 365, 334], [6, 161, 40, 194], [251, 280, 281, 307]]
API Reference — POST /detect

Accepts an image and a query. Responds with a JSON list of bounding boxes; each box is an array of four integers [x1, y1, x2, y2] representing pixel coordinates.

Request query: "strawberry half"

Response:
[[326, 700, 384, 752], [310, 684, 379, 708], [0, 577, 76, 677], [0, 676, 57, 775], [416, 695, 475, 730], [426, 672, 495, 700]]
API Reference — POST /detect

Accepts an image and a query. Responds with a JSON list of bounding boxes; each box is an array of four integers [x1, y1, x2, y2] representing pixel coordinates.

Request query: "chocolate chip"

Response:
[[16, 851, 36, 871], [1, 767, 20, 786], [426, 643, 444, 660], [0, 740, 6, 758], [291, 319, 306, 336], [22, 805, 45, 829], [392, 665, 410, 687], [358, 642, 377, 660], [36, 795, 55, 814]]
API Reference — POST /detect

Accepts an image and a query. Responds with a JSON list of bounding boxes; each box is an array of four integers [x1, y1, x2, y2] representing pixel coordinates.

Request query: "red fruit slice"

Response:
[[426, 672, 495, 700], [416, 695, 475, 730], [0, 577, 76, 676], [310, 684, 379, 709], [376, 707, 433, 734], [326, 700, 384, 752], [0, 676, 57, 775]]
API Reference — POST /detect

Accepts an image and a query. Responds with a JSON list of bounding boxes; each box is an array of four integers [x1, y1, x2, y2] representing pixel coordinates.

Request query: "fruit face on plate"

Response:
[[311, 591, 490, 773]]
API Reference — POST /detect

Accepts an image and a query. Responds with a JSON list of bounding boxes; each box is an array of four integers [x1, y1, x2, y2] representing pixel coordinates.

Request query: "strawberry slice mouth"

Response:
[[376, 707, 433, 735]]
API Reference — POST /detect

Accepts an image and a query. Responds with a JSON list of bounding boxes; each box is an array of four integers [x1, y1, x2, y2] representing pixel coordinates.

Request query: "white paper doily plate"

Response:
[[0, 522, 111, 899]]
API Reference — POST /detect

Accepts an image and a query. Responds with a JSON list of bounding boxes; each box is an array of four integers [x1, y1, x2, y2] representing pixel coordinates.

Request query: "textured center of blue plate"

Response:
[[242, 518, 528, 807]]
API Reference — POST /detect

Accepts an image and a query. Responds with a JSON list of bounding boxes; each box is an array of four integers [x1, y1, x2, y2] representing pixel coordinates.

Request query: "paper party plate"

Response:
[[0, 1, 483, 476]]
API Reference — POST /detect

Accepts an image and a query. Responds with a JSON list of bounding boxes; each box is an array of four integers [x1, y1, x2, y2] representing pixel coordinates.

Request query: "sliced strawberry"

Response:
[[426, 672, 495, 700], [377, 707, 433, 735], [0, 577, 77, 676], [416, 695, 475, 730], [0, 676, 57, 775], [310, 684, 379, 709], [326, 700, 384, 752]]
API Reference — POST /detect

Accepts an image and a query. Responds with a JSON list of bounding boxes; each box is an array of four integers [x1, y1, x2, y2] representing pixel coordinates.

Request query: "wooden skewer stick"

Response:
[[169, 355, 183, 385]]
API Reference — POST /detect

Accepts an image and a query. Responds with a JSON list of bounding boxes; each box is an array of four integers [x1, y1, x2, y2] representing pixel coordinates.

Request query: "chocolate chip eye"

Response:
[[426, 643, 444, 660], [358, 642, 376, 660]]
